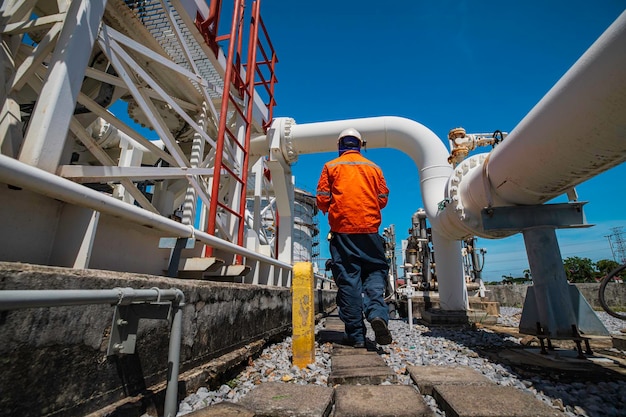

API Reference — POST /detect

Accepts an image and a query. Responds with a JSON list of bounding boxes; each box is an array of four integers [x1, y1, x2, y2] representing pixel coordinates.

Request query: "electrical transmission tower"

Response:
[[606, 227, 626, 263]]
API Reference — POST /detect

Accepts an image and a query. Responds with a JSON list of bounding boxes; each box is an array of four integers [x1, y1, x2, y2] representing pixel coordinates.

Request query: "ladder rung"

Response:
[[217, 201, 244, 218], [220, 165, 245, 185]]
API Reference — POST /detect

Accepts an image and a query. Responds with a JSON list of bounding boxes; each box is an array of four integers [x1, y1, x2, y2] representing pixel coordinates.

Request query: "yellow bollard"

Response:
[[292, 261, 315, 368]]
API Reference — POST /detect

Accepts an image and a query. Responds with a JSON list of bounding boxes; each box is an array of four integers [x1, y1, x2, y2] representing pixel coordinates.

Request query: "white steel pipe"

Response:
[[267, 116, 467, 310], [442, 11, 626, 240], [285, 116, 452, 228], [0, 154, 291, 270]]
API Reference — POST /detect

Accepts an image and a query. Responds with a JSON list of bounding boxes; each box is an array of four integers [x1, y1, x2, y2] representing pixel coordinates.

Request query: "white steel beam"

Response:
[[69, 117, 158, 213], [101, 24, 209, 90], [83, 67, 198, 112], [1, 13, 64, 35], [99, 32, 190, 168], [75, 93, 177, 166], [18, 0, 107, 172], [0, 39, 22, 157], [1, 0, 38, 25], [100, 26, 226, 155], [9, 22, 62, 91], [2, 154, 293, 268]]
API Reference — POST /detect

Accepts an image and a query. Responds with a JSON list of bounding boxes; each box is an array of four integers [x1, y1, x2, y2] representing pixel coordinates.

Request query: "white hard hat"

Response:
[[337, 128, 363, 144]]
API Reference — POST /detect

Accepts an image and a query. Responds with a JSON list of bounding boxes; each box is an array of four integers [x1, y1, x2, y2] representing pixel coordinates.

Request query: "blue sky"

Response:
[[257, 1, 626, 280]]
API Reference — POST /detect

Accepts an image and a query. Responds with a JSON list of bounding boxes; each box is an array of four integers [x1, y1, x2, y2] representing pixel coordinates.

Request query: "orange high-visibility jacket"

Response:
[[316, 150, 389, 233]]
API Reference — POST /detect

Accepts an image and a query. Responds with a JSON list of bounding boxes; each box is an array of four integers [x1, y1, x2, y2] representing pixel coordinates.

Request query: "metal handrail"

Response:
[[0, 287, 185, 417], [0, 154, 292, 271]]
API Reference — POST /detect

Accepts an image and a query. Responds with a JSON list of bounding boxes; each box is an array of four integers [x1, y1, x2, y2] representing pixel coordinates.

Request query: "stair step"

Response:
[[179, 257, 225, 272], [204, 264, 251, 278], [171, 258, 250, 279], [170, 257, 225, 279]]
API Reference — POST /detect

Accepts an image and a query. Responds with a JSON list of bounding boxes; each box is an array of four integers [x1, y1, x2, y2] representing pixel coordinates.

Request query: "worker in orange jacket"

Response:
[[316, 128, 392, 347]]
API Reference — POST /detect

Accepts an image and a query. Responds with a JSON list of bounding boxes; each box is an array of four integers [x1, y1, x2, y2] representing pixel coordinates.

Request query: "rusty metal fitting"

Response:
[[448, 127, 466, 140], [447, 147, 469, 165]]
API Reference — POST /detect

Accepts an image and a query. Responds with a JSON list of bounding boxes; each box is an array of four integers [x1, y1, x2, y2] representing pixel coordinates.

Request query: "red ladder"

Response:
[[196, 0, 278, 259]]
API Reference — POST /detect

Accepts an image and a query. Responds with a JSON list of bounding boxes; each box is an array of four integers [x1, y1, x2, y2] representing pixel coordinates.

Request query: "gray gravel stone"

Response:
[[163, 309, 626, 417]]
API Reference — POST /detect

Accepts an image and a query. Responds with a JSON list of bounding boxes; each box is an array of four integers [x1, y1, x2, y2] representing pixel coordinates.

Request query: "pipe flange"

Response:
[[282, 118, 298, 164], [447, 153, 488, 229]]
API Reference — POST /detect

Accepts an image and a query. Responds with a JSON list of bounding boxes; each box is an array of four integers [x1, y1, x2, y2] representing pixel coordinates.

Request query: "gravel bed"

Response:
[[170, 308, 626, 417]]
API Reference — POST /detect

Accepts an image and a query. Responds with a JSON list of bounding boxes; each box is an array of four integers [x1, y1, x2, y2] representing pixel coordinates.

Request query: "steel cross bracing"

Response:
[[0, 0, 288, 284]]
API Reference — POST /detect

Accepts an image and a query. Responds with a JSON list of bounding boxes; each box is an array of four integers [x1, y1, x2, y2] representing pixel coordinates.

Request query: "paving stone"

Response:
[[331, 352, 387, 371], [333, 385, 434, 417], [318, 329, 345, 344], [323, 317, 344, 330], [319, 317, 346, 345], [322, 324, 345, 332], [335, 343, 378, 352], [185, 401, 255, 416], [329, 365, 396, 385], [433, 385, 563, 417], [238, 382, 333, 417], [330, 344, 358, 352], [612, 335, 626, 350], [406, 365, 494, 395]]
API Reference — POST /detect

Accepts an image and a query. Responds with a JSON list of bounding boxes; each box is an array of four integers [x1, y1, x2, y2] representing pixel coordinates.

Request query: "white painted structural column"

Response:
[[0, 1, 30, 158], [18, 0, 107, 172], [266, 119, 295, 285]]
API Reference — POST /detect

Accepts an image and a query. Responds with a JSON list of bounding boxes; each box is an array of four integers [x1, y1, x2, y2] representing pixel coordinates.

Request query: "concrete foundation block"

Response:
[[333, 385, 433, 417], [238, 382, 333, 417], [433, 385, 563, 417]]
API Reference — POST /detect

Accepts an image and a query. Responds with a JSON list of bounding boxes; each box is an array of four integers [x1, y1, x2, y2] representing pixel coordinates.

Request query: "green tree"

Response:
[[563, 256, 596, 283], [596, 259, 621, 276]]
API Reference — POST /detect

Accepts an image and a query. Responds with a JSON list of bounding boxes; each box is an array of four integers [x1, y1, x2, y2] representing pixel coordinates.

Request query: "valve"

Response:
[[447, 127, 508, 165]]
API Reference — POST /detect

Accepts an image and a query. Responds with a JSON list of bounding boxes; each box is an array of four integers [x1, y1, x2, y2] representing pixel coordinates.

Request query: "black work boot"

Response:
[[371, 317, 392, 345]]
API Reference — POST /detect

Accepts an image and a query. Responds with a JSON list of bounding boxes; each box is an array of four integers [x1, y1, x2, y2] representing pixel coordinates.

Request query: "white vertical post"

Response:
[[252, 159, 264, 240], [72, 210, 100, 269], [520, 227, 578, 337], [18, 0, 107, 172], [267, 119, 294, 286], [114, 136, 145, 203], [431, 231, 467, 310]]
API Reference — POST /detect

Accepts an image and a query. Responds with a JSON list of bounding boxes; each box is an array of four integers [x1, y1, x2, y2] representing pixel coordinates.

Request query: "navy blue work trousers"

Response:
[[329, 232, 389, 343]]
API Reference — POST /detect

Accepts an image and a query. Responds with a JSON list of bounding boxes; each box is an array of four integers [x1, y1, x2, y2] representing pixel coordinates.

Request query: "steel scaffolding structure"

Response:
[[0, 0, 291, 284]]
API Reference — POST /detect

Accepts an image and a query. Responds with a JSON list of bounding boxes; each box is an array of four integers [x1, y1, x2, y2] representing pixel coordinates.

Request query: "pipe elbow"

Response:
[[173, 288, 185, 305]]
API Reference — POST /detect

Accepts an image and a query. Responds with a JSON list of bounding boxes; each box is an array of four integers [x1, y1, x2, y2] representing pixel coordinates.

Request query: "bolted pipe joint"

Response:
[[267, 117, 298, 165]]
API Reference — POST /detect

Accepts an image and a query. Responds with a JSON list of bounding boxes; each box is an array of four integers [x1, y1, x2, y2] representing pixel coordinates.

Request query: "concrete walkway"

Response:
[[187, 315, 563, 417]]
